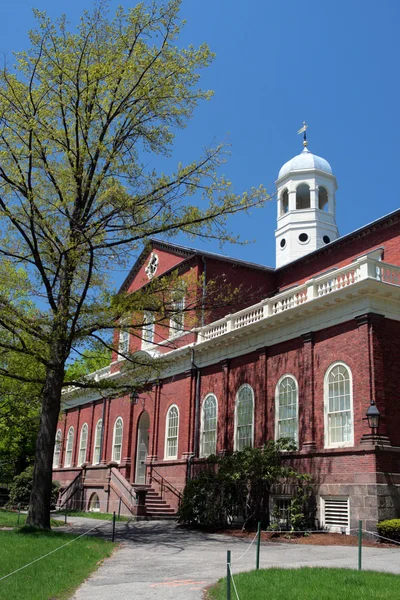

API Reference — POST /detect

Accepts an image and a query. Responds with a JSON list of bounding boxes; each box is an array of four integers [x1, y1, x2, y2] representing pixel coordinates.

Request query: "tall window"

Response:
[[78, 423, 88, 465], [64, 426, 74, 467], [112, 417, 123, 463], [235, 385, 254, 451], [281, 189, 289, 215], [118, 323, 130, 355], [200, 394, 218, 457], [142, 311, 155, 348], [169, 296, 185, 338], [318, 186, 329, 211], [325, 363, 353, 447], [93, 419, 102, 464], [275, 376, 298, 444], [296, 183, 310, 209], [53, 429, 62, 468], [165, 405, 179, 459]]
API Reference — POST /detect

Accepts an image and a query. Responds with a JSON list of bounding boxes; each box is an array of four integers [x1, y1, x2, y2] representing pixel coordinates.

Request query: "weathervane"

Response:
[[297, 121, 308, 147]]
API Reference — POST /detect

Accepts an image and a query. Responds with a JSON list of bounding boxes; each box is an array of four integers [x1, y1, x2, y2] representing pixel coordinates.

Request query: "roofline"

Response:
[[276, 206, 400, 273]]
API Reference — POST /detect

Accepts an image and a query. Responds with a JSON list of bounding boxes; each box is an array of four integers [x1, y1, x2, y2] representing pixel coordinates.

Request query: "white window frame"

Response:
[[169, 295, 185, 339], [324, 361, 354, 449], [112, 417, 123, 463], [200, 394, 218, 457], [78, 423, 88, 466], [164, 404, 179, 460], [142, 311, 155, 349], [234, 384, 255, 451], [64, 426, 74, 468], [118, 321, 130, 355], [93, 419, 102, 465], [275, 374, 298, 444], [53, 429, 62, 468], [270, 495, 292, 529]]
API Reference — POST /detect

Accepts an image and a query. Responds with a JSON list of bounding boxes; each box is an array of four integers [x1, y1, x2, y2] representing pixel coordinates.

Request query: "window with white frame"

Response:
[[275, 375, 298, 444], [142, 311, 155, 348], [165, 405, 179, 459], [325, 362, 353, 447], [112, 417, 123, 463], [270, 496, 291, 529], [169, 296, 185, 338], [118, 321, 130, 355], [53, 429, 62, 468], [78, 423, 88, 466], [93, 419, 102, 464], [235, 385, 254, 451], [200, 394, 218, 457], [64, 426, 74, 467]]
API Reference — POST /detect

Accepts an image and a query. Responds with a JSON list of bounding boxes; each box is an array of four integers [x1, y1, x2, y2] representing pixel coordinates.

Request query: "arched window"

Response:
[[88, 493, 100, 512], [78, 423, 88, 466], [53, 429, 62, 468], [275, 376, 298, 444], [281, 189, 289, 215], [235, 385, 254, 451], [93, 419, 102, 465], [296, 184, 310, 209], [324, 362, 353, 447], [64, 426, 74, 467], [318, 186, 329, 211], [200, 394, 218, 457], [112, 417, 123, 463], [165, 405, 179, 459]]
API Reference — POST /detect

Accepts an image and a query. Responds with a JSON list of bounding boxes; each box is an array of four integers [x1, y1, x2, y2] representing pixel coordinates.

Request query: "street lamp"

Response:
[[365, 400, 380, 434], [130, 390, 139, 405]]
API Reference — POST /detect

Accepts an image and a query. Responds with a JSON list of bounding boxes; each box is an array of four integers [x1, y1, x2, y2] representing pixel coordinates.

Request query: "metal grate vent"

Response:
[[321, 496, 349, 533]]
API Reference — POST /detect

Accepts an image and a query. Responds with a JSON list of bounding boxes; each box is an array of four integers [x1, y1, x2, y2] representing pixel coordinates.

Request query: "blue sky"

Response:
[[2, 0, 399, 281]]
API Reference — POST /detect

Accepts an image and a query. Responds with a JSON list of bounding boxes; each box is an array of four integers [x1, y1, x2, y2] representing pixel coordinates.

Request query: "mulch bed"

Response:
[[224, 529, 398, 548]]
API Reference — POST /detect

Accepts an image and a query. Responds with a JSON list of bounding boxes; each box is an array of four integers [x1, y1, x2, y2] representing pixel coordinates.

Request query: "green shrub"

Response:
[[377, 519, 400, 542], [8, 466, 60, 510]]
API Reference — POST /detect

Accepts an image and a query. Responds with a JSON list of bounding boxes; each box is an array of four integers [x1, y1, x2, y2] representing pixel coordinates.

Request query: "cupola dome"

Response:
[[278, 147, 332, 181]]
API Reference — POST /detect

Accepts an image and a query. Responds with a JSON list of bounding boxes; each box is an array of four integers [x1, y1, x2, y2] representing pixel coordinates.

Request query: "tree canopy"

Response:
[[0, 0, 268, 527]]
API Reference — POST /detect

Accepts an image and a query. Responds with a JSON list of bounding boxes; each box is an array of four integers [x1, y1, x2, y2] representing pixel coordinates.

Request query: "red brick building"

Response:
[[53, 142, 400, 532]]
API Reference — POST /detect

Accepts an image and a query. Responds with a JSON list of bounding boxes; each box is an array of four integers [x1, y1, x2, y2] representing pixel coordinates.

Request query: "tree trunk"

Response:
[[26, 366, 64, 529]]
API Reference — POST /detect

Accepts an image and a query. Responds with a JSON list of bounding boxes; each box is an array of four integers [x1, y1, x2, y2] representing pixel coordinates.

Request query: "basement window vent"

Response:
[[321, 496, 349, 534]]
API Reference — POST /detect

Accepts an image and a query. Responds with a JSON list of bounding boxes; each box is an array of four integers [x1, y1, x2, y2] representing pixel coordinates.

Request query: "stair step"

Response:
[[146, 507, 176, 514]]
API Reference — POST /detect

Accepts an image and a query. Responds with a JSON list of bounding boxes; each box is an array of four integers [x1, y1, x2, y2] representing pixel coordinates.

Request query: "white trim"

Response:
[[274, 374, 298, 444], [164, 404, 179, 460], [64, 426, 74, 468], [53, 429, 62, 468], [92, 419, 102, 465], [112, 417, 124, 463], [78, 423, 88, 466], [234, 384, 255, 451], [324, 361, 354, 449], [200, 393, 218, 457], [169, 295, 185, 339]]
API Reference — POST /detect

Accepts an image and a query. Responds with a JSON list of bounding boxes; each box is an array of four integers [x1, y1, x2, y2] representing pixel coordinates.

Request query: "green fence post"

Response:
[[118, 498, 122, 521], [17, 503, 21, 525], [358, 519, 362, 571], [65, 505, 68, 525], [112, 511, 116, 542], [256, 522, 261, 570], [227, 550, 231, 600]]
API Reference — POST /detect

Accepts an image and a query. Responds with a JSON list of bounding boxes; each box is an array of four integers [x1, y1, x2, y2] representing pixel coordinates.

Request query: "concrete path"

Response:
[[69, 519, 400, 600]]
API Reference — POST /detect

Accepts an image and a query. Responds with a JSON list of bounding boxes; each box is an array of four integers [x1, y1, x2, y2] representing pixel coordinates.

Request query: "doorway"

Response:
[[135, 411, 150, 484]]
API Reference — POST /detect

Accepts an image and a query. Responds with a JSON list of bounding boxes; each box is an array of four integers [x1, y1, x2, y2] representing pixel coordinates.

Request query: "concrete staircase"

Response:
[[145, 487, 178, 519]]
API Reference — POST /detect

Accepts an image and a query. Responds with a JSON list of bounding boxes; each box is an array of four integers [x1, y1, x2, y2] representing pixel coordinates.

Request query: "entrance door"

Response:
[[135, 411, 150, 484]]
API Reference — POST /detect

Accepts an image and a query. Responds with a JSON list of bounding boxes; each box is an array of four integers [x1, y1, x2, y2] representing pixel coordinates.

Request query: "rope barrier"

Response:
[[232, 531, 259, 563], [0, 518, 113, 583], [228, 564, 241, 600]]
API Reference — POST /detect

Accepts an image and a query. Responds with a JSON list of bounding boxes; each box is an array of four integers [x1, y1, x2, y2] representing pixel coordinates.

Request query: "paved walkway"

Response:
[[68, 519, 400, 600]]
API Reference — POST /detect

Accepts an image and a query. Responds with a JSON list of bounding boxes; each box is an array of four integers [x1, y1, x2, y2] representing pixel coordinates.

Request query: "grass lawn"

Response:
[[61, 510, 130, 522], [0, 529, 114, 600], [207, 567, 400, 600], [0, 509, 63, 528]]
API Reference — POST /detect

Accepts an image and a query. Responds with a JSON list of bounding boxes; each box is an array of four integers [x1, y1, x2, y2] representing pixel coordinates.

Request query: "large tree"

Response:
[[0, 0, 268, 528]]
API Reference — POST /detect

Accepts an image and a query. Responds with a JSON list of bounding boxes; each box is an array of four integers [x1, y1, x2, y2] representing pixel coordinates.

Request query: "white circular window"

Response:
[[298, 233, 309, 244], [145, 252, 159, 279]]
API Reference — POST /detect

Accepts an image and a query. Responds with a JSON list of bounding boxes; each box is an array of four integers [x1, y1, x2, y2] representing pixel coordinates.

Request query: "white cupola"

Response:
[[275, 131, 339, 268]]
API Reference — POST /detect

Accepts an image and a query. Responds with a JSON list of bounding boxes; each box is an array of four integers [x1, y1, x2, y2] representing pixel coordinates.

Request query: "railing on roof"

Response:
[[197, 254, 400, 343]]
